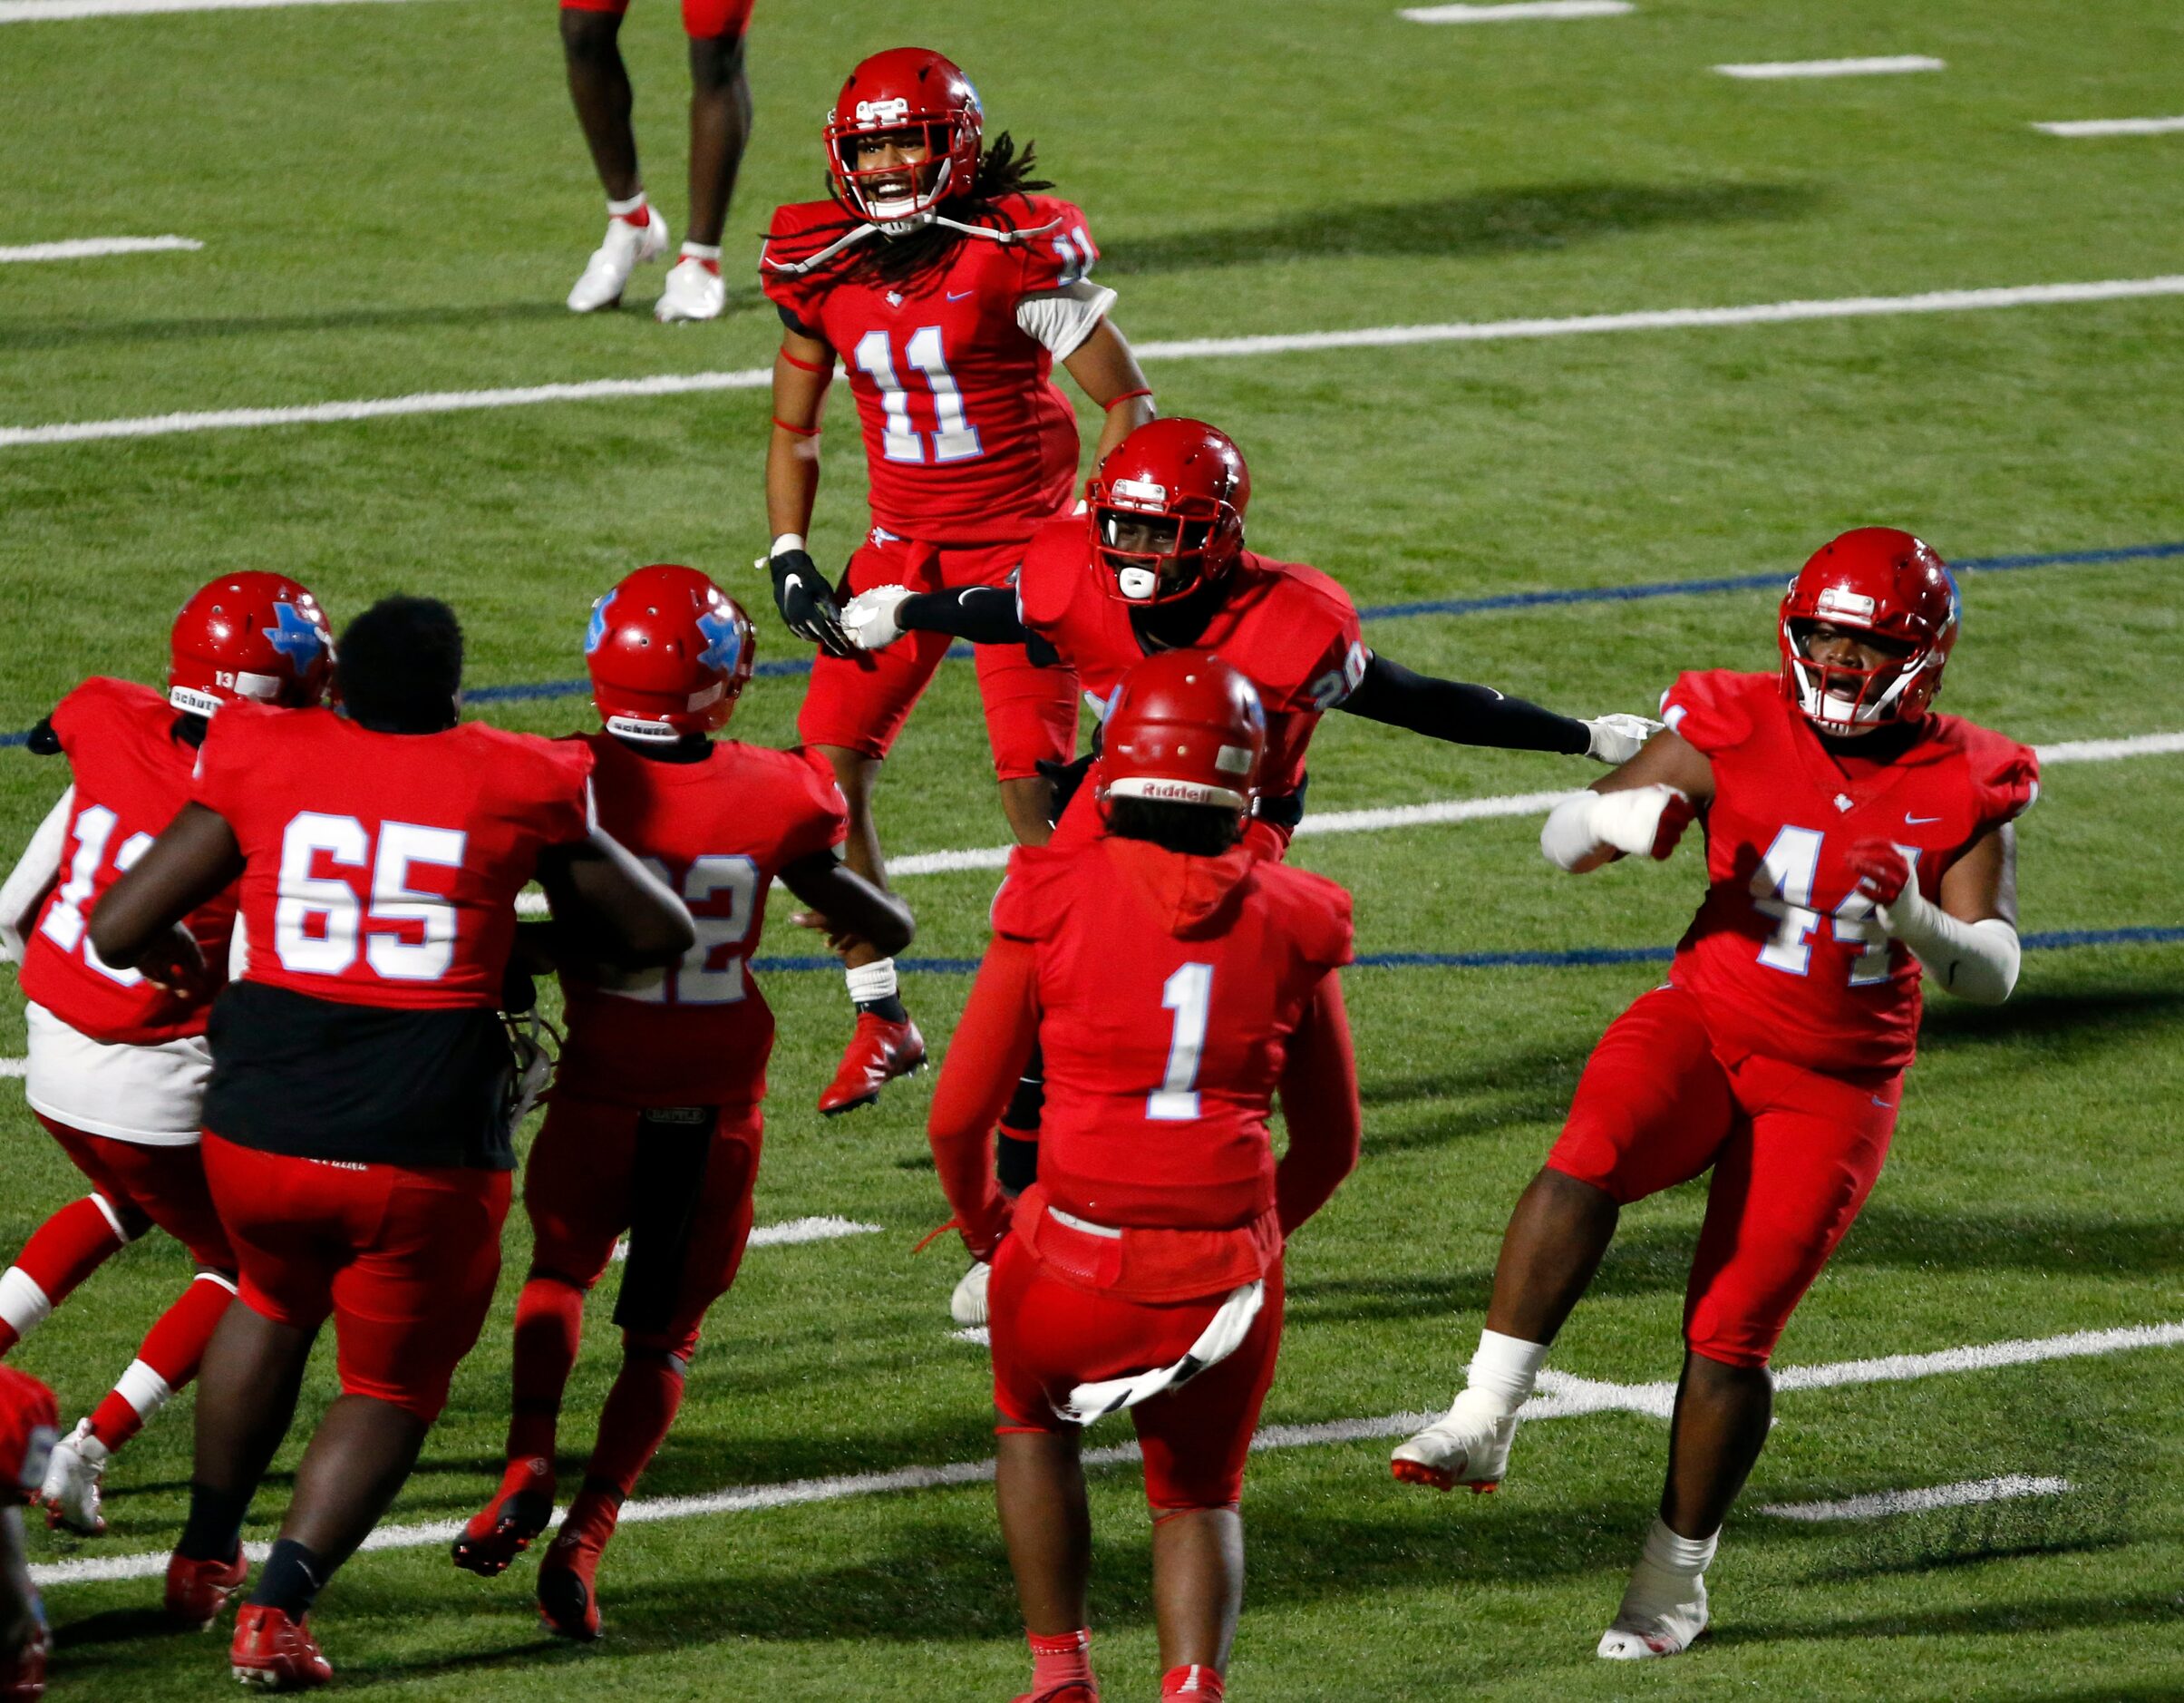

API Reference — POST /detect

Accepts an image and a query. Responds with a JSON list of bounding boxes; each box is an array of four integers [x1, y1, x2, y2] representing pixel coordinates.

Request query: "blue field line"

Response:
[[742, 925, 2183, 977], [5, 540, 2178, 744]]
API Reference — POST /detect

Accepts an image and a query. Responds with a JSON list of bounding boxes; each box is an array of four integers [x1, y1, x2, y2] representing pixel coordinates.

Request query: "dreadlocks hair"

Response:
[[798, 132, 1056, 293], [1106, 795, 1247, 858]]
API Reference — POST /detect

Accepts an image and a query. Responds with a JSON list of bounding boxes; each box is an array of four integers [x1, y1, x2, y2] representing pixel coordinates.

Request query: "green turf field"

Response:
[[4, 0, 2183, 1695]]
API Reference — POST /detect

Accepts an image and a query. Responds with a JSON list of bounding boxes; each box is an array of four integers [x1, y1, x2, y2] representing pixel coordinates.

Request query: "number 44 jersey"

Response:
[[1664, 669, 2039, 1075], [552, 736, 850, 1113], [761, 194, 1104, 543]]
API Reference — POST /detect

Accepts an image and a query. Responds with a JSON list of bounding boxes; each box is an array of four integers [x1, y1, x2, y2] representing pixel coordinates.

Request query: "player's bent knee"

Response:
[[525, 1262, 603, 1296], [622, 1330, 697, 1367], [558, 4, 626, 54], [1541, 1151, 1639, 1209], [1150, 1501, 1240, 1524]]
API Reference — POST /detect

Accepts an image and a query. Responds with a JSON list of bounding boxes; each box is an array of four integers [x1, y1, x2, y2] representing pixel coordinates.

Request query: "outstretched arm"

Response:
[[1338, 651, 1591, 754], [1539, 728, 1716, 874], [779, 850, 915, 961], [927, 936, 1041, 1257], [1274, 970, 1362, 1233]]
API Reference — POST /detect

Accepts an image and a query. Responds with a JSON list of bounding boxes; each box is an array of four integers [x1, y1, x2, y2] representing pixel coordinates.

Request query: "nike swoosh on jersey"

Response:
[[1905, 813, 1943, 823], [946, 289, 974, 301]]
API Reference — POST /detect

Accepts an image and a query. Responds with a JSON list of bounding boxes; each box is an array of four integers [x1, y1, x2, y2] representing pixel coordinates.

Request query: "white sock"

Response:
[[114, 1358, 174, 1424], [679, 240, 722, 264], [846, 959, 898, 1006], [1641, 1515, 1718, 1579], [607, 191, 649, 220], [0, 1268, 53, 1338], [1468, 1328, 1548, 1414]]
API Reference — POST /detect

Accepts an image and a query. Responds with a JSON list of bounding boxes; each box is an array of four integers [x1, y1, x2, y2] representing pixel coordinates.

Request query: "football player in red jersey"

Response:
[[558, 0, 752, 320], [0, 573, 333, 1539], [451, 565, 913, 1639], [1391, 530, 2037, 1660], [760, 46, 1160, 1116], [0, 1367, 59, 1701], [89, 597, 694, 1688], [847, 416, 1655, 1317], [928, 652, 1362, 1703]]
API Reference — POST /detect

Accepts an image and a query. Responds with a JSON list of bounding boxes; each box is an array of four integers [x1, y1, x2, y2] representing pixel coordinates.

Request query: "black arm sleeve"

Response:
[[897, 587, 1033, 646], [1338, 651, 1589, 755], [26, 718, 61, 756]]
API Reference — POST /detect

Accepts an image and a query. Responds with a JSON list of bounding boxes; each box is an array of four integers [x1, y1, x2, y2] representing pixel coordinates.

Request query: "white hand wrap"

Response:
[[1583, 713, 1665, 764], [1876, 864, 2020, 1004], [841, 585, 916, 652], [1540, 784, 1686, 871]]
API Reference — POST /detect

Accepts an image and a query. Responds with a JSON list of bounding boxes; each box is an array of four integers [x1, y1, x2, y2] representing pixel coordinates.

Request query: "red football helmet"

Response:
[[169, 572, 334, 717], [1099, 650, 1267, 816], [1778, 527, 1960, 735], [1087, 419, 1252, 607], [586, 564, 755, 744], [824, 47, 984, 230]]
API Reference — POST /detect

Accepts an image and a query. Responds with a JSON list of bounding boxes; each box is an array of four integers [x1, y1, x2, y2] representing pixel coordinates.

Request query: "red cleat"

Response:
[[0, 1623, 49, 1702], [229, 1603, 332, 1689], [535, 1493, 616, 1641], [164, 1546, 248, 1630], [816, 1011, 927, 1115], [451, 1456, 558, 1578]]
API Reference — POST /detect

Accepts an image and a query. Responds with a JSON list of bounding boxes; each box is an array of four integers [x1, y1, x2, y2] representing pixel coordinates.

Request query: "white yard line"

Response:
[[27, 1318, 2180, 1590], [1401, 1, 1633, 21], [0, 1059, 24, 1078], [11, 277, 2184, 449], [1761, 1474, 2070, 1523], [1, 0, 426, 22], [1713, 55, 1945, 81], [2034, 116, 2184, 139], [611, 1217, 880, 1261], [0, 237, 200, 263]]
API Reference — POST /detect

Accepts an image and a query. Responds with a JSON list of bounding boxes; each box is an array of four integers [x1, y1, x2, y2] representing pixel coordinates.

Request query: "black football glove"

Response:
[[769, 549, 854, 658], [1034, 751, 1098, 825]]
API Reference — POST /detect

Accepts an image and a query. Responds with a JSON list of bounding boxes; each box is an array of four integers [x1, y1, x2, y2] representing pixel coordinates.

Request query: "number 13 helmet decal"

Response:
[[169, 572, 335, 717], [1779, 527, 1960, 735]]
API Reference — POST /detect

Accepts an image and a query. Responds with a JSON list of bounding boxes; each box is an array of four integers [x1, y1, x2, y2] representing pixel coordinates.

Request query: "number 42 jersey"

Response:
[[1664, 670, 2039, 1075], [552, 736, 850, 1113]]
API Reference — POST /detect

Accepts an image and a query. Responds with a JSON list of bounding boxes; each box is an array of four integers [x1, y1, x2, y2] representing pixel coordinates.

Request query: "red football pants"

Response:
[[558, 0, 752, 40], [521, 1095, 761, 1359], [200, 1134, 510, 1424], [37, 1114, 234, 1271], [989, 1237, 1284, 1513], [797, 530, 1080, 782], [1547, 985, 1900, 1369]]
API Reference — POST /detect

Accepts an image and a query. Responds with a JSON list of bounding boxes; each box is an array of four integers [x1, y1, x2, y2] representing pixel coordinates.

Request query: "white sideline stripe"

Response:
[[1714, 55, 1945, 81], [1761, 1474, 2070, 1523], [1402, 1, 1633, 21], [612, 1216, 879, 1261], [0, 236, 200, 263], [0, 0, 426, 22], [2034, 117, 2184, 139], [28, 1318, 2181, 1590], [0, 1058, 24, 1078], [12, 277, 2184, 449]]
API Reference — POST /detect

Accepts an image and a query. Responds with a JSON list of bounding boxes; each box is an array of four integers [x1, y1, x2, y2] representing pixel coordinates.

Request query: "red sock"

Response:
[[509, 1277, 586, 1465], [89, 1271, 236, 1449], [584, 1350, 685, 1498], [1162, 1665, 1224, 1698], [0, 1195, 129, 1351], [1028, 1628, 1094, 1698]]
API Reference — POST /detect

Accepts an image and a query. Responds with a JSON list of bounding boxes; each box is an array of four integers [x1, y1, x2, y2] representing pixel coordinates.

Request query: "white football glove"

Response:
[[1583, 713, 1665, 764], [841, 584, 917, 652]]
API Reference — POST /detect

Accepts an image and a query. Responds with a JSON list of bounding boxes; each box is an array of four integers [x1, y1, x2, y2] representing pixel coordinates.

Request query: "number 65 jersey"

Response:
[[1664, 670, 2038, 1075], [551, 736, 849, 1113]]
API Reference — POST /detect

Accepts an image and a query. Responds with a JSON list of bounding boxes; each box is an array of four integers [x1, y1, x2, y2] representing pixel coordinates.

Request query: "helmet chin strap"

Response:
[[765, 154, 1065, 276]]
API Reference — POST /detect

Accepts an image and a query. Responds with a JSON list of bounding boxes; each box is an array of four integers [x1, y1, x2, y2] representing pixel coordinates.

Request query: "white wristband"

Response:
[[771, 532, 808, 560]]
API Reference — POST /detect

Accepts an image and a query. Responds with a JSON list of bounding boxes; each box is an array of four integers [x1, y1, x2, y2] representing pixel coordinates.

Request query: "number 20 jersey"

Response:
[[552, 736, 849, 1112], [20, 677, 238, 1045], [1664, 670, 2039, 1075], [760, 194, 1100, 542]]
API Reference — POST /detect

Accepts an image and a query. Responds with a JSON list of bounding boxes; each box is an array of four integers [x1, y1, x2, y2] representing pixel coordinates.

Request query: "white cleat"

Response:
[[39, 1417, 108, 1537], [567, 209, 670, 313], [950, 1260, 991, 1328], [1390, 1387, 1516, 1494], [1597, 1559, 1709, 1659], [654, 257, 725, 323]]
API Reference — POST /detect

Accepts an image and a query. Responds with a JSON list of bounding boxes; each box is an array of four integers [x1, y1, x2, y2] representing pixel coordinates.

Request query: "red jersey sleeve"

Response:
[[46, 676, 120, 752], [991, 843, 1076, 944], [781, 746, 852, 865], [1008, 196, 1100, 296], [757, 199, 851, 330], [1965, 725, 2041, 829], [1263, 865, 1357, 978], [189, 697, 281, 817], [1659, 669, 1766, 756], [515, 735, 597, 845], [1014, 518, 1091, 643]]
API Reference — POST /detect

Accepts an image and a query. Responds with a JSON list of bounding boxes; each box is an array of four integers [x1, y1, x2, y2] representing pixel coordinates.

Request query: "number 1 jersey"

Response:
[[761, 193, 1102, 543], [1664, 670, 2039, 1075], [552, 736, 849, 1111]]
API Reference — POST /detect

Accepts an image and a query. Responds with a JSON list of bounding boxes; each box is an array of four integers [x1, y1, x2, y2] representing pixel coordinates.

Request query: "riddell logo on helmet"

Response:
[[1137, 779, 1218, 803], [1110, 477, 1169, 509], [1816, 588, 1878, 620], [855, 98, 910, 127]]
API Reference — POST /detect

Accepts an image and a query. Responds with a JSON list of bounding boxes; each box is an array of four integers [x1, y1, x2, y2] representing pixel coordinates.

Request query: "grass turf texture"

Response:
[[3, 0, 2182, 1694]]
